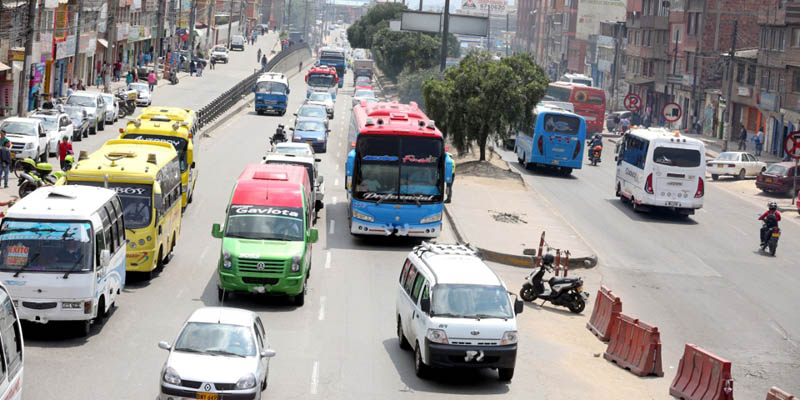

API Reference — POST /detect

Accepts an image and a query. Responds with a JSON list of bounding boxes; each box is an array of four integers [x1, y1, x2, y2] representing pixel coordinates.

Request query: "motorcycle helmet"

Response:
[[541, 253, 555, 265], [768, 201, 777, 211]]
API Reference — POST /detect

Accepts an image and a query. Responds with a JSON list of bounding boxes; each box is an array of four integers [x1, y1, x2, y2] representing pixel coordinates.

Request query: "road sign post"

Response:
[[624, 93, 641, 112], [663, 102, 682, 129], [784, 131, 800, 204]]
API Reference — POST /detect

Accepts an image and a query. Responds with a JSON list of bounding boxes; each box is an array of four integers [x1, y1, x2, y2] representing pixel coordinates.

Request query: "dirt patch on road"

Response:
[[453, 144, 525, 187]]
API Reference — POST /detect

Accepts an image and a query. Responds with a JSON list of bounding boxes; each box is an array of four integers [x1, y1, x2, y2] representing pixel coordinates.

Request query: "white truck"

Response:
[[353, 59, 373, 79]]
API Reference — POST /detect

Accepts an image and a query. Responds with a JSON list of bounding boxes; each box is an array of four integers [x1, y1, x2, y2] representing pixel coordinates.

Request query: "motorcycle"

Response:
[[115, 88, 137, 116], [16, 158, 58, 198], [519, 257, 589, 314], [760, 223, 780, 256], [169, 70, 179, 85], [589, 145, 602, 166], [270, 124, 288, 149]]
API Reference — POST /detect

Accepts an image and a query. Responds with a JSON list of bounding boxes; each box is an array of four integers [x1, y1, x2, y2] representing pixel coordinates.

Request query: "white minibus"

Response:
[[0, 282, 23, 400], [615, 127, 706, 215], [0, 185, 126, 336]]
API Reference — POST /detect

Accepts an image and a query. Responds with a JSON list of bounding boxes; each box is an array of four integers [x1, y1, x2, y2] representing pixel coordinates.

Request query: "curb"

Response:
[[443, 204, 468, 244]]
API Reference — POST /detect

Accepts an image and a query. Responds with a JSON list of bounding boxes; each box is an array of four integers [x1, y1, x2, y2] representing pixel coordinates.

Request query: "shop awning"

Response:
[[0, 62, 9, 72], [626, 77, 655, 86], [97, 38, 109, 48]]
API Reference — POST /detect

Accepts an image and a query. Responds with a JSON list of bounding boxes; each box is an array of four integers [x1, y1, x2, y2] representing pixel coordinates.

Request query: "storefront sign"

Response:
[[44, 0, 59, 8], [40, 33, 53, 55], [56, 35, 76, 60], [667, 74, 683, 85], [760, 92, 779, 112], [32, 63, 45, 85], [79, 33, 91, 53], [86, 34, 97, 54], [129, 26, 140, 40], [737, 86, 751, 97], [8, 49, 24, 62], [117, 23, 129, 40]]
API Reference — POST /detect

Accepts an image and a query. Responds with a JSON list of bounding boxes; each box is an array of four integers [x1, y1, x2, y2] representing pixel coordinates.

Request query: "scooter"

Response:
[[519, 255, 589, 314], [115, 88, 136, 116], [589, 145, 602, 166], [169, 71, 179, 85], [760, 223, 780, 256], [16, 158, 58, 198]]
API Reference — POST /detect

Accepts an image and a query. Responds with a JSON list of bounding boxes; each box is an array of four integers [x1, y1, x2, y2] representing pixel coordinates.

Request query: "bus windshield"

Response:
[[225, 206, 304, 241], [256, 81, 288, 95], [307, 74, 335, 87], [542, 114, 581, 135], [72, 182, 153, 229], [0, 221, 93, 273], [355, 135, 443, 203], [544, 85, 572, 102], [122, 134, 189, 172]]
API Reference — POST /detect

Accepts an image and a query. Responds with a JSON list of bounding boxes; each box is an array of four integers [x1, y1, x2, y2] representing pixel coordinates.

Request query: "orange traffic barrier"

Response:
[[603, 313, 663, 377], [669, 343, 734, 400], [586, 286, 622, 342], [766, 386, 795, 400]]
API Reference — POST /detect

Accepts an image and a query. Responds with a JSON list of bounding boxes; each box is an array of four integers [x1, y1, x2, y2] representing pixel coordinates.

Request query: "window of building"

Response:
[[736, 63, 745, 83], [793, 71, 800, 93], [772, 71, 780, 92], [747, 65, 756, 85], [762, 69, 770, 88], [673, 25, 682, 43], [780, 29, 786, 50], [793, 28, 800, 48], [772, 29, 778, 49]]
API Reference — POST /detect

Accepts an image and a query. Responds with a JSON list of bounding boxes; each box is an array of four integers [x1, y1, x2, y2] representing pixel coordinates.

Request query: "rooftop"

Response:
[[7, 185, 118, 219]]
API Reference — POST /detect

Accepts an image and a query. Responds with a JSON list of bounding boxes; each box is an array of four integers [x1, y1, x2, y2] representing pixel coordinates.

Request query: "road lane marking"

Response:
[[324, 251, 331, 269], [332, 196, 337, 204], [199, 247, 209, 261], [334, 178, 339, 186], [318, 296, 326, 320], [329, 220, 335, 235], [335, 164, 339, 171], [310, 361, 320, 394]]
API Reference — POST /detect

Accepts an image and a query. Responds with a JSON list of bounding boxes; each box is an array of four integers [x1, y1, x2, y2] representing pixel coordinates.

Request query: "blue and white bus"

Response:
[[318, 47, 346, 88], [253, 73, 290, 116], [345, 101, 453, 238], [514, 104, 586, 175]]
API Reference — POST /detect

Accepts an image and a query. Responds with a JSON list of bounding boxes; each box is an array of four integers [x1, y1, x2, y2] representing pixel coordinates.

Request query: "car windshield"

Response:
[[66, 95, 95, 107], [274, 145, 313, 156], [432, 284, 513, 319], [0, 121, 36, 136], [298, 106, 326, 119], [765, 164, 789, 176], [652, 147, 702, 168], [129, 83, 148, 92], [354, 90, 374, 98], [296, 121, 325, 132], [356, 77, 371, 84], [308, 74, 335, 87], [174, 322, 256, 357], [0, 221, 93, 273], [69, 181, 153, 228], [213, 46, 226, 52], [715, 152, 739, 161], [256, 81, 288, 95], [225, 205, 305, 241], [30, 116, 58, 131], [309, 93, 331, 103]]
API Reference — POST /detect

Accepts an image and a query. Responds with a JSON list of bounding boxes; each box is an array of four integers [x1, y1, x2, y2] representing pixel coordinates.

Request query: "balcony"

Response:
[[759, 2, 800, 25], [625, 43, 669, 60], [626, 15, 669, 30]]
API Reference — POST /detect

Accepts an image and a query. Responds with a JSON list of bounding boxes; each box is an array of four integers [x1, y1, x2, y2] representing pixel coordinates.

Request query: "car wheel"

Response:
[[737, 169, 746, 180], [98, 119, 105, 131], [414, 343, 430, 379], [397, 317, 411, 350], [90, 122, 97, 135], [293, 280, 307, 306], [39, 147, 48, 162], [498, 368, 515, 381]]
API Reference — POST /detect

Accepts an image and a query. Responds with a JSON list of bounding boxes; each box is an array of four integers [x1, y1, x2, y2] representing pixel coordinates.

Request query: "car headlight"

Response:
[[420, 213, 442, 224], [426, 328, 448, 344], [24, 142, 35, 150], [235, 373, 257, 390], [500, 331, 518, 345], [163, 367, 181, 385], [223, 250, 232, 269], [61, 301, 83, 309], [290, 254, 302, 272], [352, 209, 374, 222], [316, 137, 325, 142]]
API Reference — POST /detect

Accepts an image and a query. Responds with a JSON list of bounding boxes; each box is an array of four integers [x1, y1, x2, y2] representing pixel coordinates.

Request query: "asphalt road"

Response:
[[496, 144, 800, 397]]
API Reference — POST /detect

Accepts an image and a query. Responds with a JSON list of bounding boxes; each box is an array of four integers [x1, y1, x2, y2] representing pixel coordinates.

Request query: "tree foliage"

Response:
[[422, 51, 548, 160], [398, 67, 441, 110], [346, 3, 406, 49]]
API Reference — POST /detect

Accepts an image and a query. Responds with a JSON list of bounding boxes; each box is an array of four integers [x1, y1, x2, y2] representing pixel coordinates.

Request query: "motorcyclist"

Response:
[[271, 124, 287, 144], [759, 201, 781, 245], [588, 134, 603, 161]]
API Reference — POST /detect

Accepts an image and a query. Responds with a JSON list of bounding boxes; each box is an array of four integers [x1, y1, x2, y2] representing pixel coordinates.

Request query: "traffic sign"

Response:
[[623, 93, 641, 112], [662, 102, 682, 123], [784, 131, 800, 160]]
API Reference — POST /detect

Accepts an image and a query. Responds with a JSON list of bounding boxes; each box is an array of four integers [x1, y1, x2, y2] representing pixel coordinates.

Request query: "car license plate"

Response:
[[552, 160, 559, 164], [10, 153, 14, 159], [772, 232, 781, 237], [197, 393, 218, 400], [717, 164, 725, 168], [765, 178, 772, 182], [665, 201, 681, 207]]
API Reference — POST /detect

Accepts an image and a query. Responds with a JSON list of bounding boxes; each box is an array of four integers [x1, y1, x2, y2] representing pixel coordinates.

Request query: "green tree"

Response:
[[398, 67, 441, 109], [346, 3, 406, 49], [372, 29, 441, 80], [423, 51, 548, 160]]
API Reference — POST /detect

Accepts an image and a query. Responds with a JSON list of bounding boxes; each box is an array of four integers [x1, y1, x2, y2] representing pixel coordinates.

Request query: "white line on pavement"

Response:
[[318, 296, 326, 321], [324, 251, 331, 269], [332, 196, 337, 204], [310, 361, 320, 395], [199, 247, 209, 261], [334, 178, 339, 187], [329, 220, 335, 235], [335, 164, 339, 171]]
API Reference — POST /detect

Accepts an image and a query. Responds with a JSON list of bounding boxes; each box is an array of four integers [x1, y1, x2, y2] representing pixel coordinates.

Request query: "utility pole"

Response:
[[689, 1, 706, 134], [671, 27, 678, 102], [227, 0, 234, 46], [610, 21, 623, 111], [73, 0, 84, 85], [303, 0, 308, 40], [154, 0, 167, 79], [103, 0, 117, 93], [417, 0, 423, 46], [189, 0, 197, 56], [439, 0, 450, 71], [486, 5, 491, 53], [505, 12, 509, 56], [722, 20, 737, 152], [17, 0, 38, 116], [206, 0, 216, 48]]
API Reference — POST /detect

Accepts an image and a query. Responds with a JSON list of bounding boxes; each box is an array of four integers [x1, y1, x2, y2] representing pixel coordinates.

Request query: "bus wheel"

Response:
[[217, 287, 229, 302], [95, 297, 106, 324], [561, 167, 573, 176], [155, 248, 165, 273]]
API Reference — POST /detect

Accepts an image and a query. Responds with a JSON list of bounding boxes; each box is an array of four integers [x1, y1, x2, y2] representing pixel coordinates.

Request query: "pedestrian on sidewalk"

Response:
[[261, 54, 267, 71], [196, 61, 204, 77], [209, 57, 216, 70], [147, 71, 156, 91], [66, 85, 74, 97], [58, 136, 73, 171], [257, 48, 262, 63], [738, 125, 748, 151], [189, 60, 196, 76], [1, 130, 9, 148], [755, 128, 765, 157], [0, 140, 11, 188], [126, 70, 134, 85], [113, 61, 121, 81]]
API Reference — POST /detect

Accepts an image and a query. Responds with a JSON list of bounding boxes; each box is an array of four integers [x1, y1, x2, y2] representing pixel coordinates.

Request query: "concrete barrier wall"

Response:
[[270, 47, 313, 75]]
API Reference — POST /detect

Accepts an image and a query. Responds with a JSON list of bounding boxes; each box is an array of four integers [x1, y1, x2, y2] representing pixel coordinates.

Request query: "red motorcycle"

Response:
[[590, 145, 602, 166]]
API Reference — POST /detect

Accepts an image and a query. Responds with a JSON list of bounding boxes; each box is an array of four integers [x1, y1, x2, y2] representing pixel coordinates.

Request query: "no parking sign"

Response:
[[624, 93, 641, 112], [662, 102, 682, 123]]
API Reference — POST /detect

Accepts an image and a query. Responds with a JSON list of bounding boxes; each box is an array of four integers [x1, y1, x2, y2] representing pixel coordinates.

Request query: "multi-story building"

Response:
[[587, 21, 627, 109]]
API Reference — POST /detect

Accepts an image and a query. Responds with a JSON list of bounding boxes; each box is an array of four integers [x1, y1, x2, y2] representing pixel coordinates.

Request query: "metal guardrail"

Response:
[[196, 42, 310, 129]]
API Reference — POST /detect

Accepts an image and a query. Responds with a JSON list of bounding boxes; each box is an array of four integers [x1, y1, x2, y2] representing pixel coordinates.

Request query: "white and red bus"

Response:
[[543, 82, 606, 134]]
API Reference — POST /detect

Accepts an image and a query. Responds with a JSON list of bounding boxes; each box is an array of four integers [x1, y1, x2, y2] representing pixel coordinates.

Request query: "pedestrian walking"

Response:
[[210, 57, 216, 70], [257, 48, 262, 63], [196, 60, 204, 77], [189, 60, 196, 76], [0, 140, 11, 188], [738, 125, 748, 151], [755, 128, 765, 157], [126, 70, 134, 85], [58, 136, 73, 171], [114, 61, 121, 81], [148, 71, 156, 91], [261, 54, 267, 70]]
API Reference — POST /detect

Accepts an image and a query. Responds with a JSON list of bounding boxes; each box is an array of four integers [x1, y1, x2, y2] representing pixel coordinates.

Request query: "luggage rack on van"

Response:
[[413, 241, 480, 258]]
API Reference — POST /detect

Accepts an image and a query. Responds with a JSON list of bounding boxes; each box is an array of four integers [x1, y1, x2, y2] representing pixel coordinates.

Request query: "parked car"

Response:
[[352, 89, 376, 107], [210, 45, 230, 63], [63, 105, 91, 140], [291, 119, 329, 153], [606, 110, 632, 131], [128, 82, 152, 106], [99, 93, 119, 124], [29, 109, 72, 156], [65, 90, 107, 134], [306, 92, 334, 119], [756, 162, 800, 197], [231, 35, 246, 51], [158, 307, 276, 399], [0, 117, 50, 162], [707, 152, 766, 180]]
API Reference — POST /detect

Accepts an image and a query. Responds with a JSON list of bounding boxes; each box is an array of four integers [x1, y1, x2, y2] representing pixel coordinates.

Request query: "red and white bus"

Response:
[[543, 82, 606, 134]]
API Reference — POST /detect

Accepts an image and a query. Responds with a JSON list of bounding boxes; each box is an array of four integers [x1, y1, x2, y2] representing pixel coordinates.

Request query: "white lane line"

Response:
[[310, 361, 320, 395], [324, 251, 331, 269], [329, 220, 335, 235], [318, 296, 326, 320], [335, 164, 339, 171], [199, 247, 209, 261], [336, 152, 340, 158], [331, 196, 337, 204], [334, 178, 339, 186]]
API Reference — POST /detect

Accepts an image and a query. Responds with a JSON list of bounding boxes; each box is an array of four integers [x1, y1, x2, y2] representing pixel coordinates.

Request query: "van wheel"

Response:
[[414, 343, 430, 379], [737, 169, 746, 180], [95, 297, 106, 324], [632, 198, 642, 212], [80, 320, 91, 337], [498, 368, 514, 381], [397, 317, 411, 350], [40, 147, 48, 162], [98, 120, 105, 131], [293, 280, 307, 306], [217, 287, 229, 302], [711, 174, 719, 181]]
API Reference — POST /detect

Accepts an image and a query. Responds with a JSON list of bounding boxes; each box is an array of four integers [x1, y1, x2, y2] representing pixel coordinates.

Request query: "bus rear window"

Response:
[[542, 114, 581, 135], [652, 147, 701, 168], [544, 85, 571, 102]]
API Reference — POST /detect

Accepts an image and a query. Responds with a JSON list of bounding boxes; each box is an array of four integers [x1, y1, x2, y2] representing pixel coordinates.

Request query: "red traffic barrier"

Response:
[[669, 343, 734, 400], [766, 386, 795, 400], [603, 313, 663, 377], [586, 286, 622, 341]]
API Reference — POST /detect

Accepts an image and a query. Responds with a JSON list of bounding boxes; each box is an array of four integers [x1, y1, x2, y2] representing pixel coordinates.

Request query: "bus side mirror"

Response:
[[420, 298, 431, 313], [191, 161, 196, 168], [514, 300, 524, 314], [287, 88, 290, 94], [317, 175, 324, 184], [100, 249, 111, 267], [309, 228, 318, 243], [212, 223, 223, 239]]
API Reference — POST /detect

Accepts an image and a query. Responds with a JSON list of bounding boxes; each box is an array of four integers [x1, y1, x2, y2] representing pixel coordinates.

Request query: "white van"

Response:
[[395, 242, 523, 381], [615, 127, 706, 215], [0, 185, 126, 336], [0, 282, 23, 400]]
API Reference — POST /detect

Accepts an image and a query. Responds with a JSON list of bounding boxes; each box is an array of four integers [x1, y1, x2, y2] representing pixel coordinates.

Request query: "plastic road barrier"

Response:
[[603, 313, 663, 377], [669, 343, 734, 400], [586, 286, 622, 342]]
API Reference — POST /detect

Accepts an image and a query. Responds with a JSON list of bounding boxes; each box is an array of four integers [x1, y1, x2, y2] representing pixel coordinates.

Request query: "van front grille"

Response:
[[238, 258, 285, 274]]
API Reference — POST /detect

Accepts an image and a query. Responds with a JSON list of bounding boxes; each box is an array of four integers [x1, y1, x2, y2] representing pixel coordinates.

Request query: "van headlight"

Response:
[[222, 250, 232, 269], [24, 142, 35, 150], [163, 367, 181, 385], [420, 213, 442, 224], [500, 331, 518, 345], [352, 209, 374, 222], [235, 373, 257, 389], [61, 301, 83, 309], [426, 328, 449, 344], [290, 254, 302, 272]]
